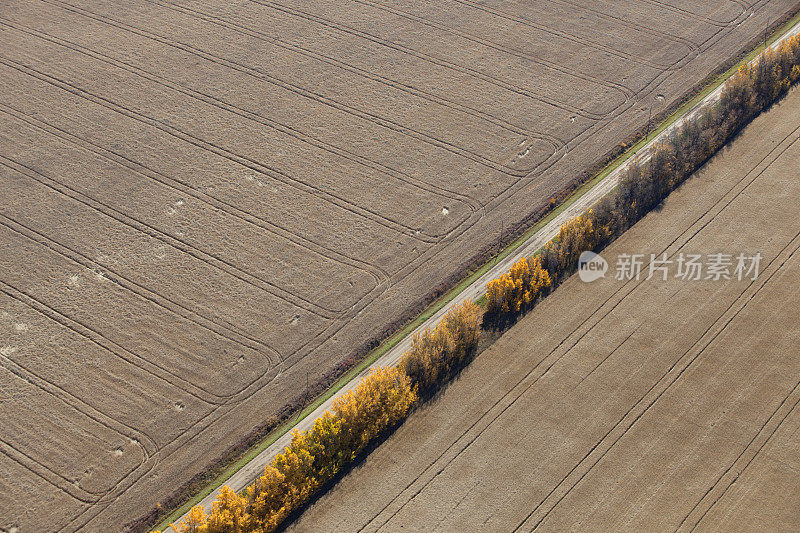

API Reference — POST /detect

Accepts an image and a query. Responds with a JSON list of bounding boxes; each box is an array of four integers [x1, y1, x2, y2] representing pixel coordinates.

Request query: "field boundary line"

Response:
[[156, 12, 800, 532]]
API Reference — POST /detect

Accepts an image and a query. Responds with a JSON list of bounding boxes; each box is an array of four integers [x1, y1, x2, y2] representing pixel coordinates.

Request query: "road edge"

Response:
[[152, 9, 800, 532]]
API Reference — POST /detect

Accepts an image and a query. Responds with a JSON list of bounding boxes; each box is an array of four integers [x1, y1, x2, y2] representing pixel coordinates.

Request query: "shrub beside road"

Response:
[[164, 28, 800, 533]]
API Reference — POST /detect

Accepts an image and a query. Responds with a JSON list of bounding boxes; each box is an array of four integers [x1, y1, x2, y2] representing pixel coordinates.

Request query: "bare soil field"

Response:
[[290, 86, 800, 532], [0, 0, 796, 530]]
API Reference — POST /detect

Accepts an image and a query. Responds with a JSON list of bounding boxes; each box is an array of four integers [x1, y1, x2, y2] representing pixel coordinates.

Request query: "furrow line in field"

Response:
[[551, 0, 703, 52], [449, 0, 690, 71], [0, 104, 381, 318], [364, 114, 800, 532], [0, 442, 97, 503], [150, 0, 531, 137], [43, 0, 538, 178], [0, 55, 430, 246], [641, 0, 747, 26], [0, 354, 159, 458], [525, 227, 800, 531], [164, 9, 800, 532], [0, 17, 484, 234], [0, 279, 224, 404], [357, 0, 644, 96], [676, 260, 800, 531], [0, 212, 279, 364], [253, 0, 621, 121], [166, 0, 633, 119]]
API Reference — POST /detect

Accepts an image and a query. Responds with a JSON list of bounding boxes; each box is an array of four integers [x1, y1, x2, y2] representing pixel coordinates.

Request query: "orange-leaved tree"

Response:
[[398, 300, 481, 395], [172, 366, 415, 533], [485, 254, 551, 326]]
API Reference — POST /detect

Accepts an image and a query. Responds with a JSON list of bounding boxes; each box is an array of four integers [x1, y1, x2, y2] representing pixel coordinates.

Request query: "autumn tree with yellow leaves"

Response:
[[485, 255, 551, 326], [398, 300, 481, 395], [484, 33, 800, 328], [157, 33, 800, 533], [166, 304, 479, 532], [538, 211, 609, 279], [169, 367, 415, 533]]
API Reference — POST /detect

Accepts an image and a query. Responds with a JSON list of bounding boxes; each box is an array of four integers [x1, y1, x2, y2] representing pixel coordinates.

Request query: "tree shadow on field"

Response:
[[274, 329, 502, 531], [275, 83, 800, 533], [273, 417, 410, 532]]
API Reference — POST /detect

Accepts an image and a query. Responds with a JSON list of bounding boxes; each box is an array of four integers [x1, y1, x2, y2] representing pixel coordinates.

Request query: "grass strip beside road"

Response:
[[153, 11, 800, 530]]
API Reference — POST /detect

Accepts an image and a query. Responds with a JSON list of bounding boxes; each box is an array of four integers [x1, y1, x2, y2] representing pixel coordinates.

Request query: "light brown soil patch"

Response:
[[0, 0, 796, 530], [290, 85, 800, 532]]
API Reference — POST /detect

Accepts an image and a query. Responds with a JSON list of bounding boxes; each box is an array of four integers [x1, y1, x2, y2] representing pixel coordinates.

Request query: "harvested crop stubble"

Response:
[[161, 28, 800, 533], [486, 31, 800, 327], [1, 1, 796, 530], [288, 54, 800, 533], [165, 301, 481, 533]]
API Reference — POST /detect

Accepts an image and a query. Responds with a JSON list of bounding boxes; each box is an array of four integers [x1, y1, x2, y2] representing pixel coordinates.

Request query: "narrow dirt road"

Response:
[[166, 19, 800, 531], [291, 77, 800, 533]]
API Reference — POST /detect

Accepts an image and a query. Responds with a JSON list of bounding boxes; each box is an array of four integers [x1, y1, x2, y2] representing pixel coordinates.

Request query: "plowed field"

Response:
[[0, 0, 795, 530], [291, 85, 800, 532]]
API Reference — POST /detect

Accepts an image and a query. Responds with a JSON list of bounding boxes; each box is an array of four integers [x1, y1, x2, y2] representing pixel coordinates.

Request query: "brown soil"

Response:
[[289, 85, 800, 532], [0, 0, 796, 530]]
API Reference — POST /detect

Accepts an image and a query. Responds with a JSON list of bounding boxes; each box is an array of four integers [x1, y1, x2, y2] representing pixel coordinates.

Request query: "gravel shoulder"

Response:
[[290, 85, 800, 533], [0, 0, 796, 530]]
